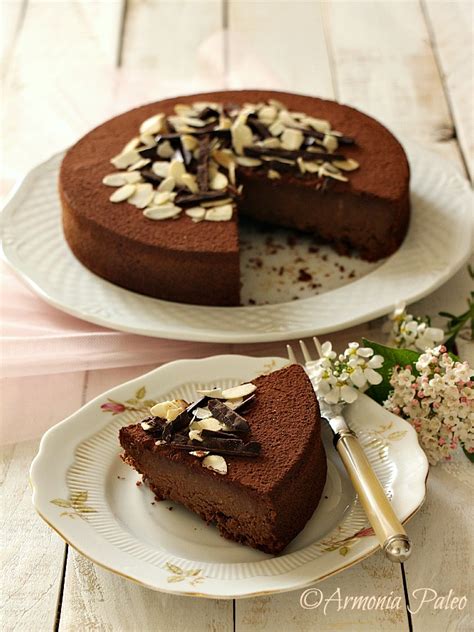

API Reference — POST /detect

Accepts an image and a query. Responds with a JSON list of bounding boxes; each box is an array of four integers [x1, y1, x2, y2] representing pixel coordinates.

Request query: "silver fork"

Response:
[[288, 338, 412, 563]]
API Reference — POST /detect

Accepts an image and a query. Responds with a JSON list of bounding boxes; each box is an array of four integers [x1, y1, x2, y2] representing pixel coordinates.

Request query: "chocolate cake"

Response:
[[60, 90, 410, 306], [119, 364, 327, 554]]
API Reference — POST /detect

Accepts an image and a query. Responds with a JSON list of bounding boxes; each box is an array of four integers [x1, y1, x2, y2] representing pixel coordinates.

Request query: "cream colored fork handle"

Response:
[[336, 431, 412, 563]]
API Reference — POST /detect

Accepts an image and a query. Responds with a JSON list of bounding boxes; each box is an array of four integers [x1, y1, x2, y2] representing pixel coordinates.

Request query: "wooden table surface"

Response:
[[1, 1, 473, 630]]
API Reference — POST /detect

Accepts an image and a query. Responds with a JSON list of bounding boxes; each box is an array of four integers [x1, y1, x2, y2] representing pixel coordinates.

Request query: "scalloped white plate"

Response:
[[1, 142, 471, 342], [30, 355, 429, 598]]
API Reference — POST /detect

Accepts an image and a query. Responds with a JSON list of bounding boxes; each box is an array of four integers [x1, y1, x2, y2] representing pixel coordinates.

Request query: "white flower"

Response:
[[384, 345, 474, 465], [387, 303, 445, 352], [307, 338, 384, 405]]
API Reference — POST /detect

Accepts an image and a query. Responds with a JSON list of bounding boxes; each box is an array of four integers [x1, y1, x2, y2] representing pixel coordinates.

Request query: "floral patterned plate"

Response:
[[30, 355, 429, 598]]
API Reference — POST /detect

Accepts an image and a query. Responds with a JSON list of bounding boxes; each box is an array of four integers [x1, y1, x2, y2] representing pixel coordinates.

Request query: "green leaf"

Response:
[[125, 398, 138, 405], [167, 576, 185, 583], [51, 498, 72, 508], [463, 446, 474, 464], [143, 400, 157, 408], [135, 387, 146, 400], [362, 339, 421, 405]]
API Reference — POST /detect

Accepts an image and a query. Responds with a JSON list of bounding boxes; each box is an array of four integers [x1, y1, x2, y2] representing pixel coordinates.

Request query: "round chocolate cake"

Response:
[[60, 90, 410, 306]]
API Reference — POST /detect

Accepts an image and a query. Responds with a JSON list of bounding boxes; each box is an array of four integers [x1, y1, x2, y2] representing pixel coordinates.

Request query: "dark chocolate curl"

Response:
[[207, 399, 250, 434]]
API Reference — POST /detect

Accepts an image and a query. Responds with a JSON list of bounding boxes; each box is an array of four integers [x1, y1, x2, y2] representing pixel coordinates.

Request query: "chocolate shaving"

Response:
[[296, 127, 355, 146], [174, 190, 232, 207], [244, 146, 346, 162], [247, 114, 271, 139], [170, 436, 261, 458], [156, 128, 231, 142], [138, 146, 158, 160], [197, 106, 220, 121], [196, 135, 211, 191], [207, 399, 250, 434], [140, 169, 164, 185]]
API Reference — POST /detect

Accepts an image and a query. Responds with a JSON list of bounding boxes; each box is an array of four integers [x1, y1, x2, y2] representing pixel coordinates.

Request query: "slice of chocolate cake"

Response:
[[119, 364, 327, 554]]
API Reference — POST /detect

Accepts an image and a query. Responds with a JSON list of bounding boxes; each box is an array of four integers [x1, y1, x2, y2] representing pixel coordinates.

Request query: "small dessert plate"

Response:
[[1, 141, 472, 343], [30, 355, 429, 598]]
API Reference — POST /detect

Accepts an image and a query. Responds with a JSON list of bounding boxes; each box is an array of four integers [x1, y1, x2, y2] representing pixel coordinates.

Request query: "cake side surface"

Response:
[[119, 364, 327, 554], [60, 90, 410, 305]]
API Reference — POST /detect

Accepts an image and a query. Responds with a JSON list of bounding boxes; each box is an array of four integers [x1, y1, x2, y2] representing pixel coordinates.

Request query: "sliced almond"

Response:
[[281, 128, 304, 151], [193, 407, 212, 419], [185, 207, 206, 221], [260, 137, 281, 149], [181, 134, 199, 151], [297, 156, 306, 173], [332, 158, 360, 171], [174, 103, 196, 117], [190, 450, 210, 458], [235, 156, 262, 167], [122, 137, 140, 153], [103, 173, 128, 187], [189, 430, 203, 442], [196, 387, 224, 398], [191, 417, 224, 432], [205, 204, 233, 222], [231, 119, 253, 155], [139, 113, 165, 135], [110, 149, 140, 169], [221, 383, 256, 400], [201, 197, 233, 208], [153, 190, 175, 205], [139, 133, 156, 147], [127, 158, 150, 171], [210, 171, 228, 190], [322, 134, 338, 153], [302, 161, 322, 173], [152, 161, 170, 178], [143, 205, 181, 220], [267, 169, 281, 179], [268, 121, 285, 137], [212, 149, 235, 169], [128, 183, 154, 208], [268, 98, 286, 111], [303, 116, 331, 133], [141, 420, 154, 431], [157, 140, 175, 159], [278, 110, 299, 127], [181, 173, 199, 193], [319, 163, 348, 182], [157, 176, 176, 192], [257, 105, 277, 125], [202, 455, 227, 475], [150, 399, 187, 419], [124, 171, 143, 184], [109, 184, 136, 202], [169, 160, 186, 182]]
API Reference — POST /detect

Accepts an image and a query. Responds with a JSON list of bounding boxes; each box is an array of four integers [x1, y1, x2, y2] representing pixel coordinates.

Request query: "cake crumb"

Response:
[[136, 480, 142, 487]]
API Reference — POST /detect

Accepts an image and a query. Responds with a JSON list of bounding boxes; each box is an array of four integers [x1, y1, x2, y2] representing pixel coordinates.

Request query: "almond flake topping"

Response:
[[202, 455, 228, 475], [104, 99, 358, 224]]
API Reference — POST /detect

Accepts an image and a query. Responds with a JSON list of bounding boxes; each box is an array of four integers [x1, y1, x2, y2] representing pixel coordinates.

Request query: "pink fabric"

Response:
[[0, 261, 242, 378]]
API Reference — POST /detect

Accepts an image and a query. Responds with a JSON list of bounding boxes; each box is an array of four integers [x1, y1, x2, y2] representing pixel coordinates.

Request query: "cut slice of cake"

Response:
[[119, 364, 327, 554]]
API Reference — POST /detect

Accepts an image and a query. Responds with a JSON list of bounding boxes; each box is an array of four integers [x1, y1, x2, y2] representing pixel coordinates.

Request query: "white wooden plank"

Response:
[[321, 0, 465, 170], [58, 364, 233, 631], [60, 549, 233, 632], [403, 459, 474, 631], [0, 0, 27, 72], [228, 0, 333, 96], [423, 0, 473, 181], [0, 370, 87, 444], [0, 439, 66, 631], [121, 0, 224, 92], [236, 551, 410, 631], [1, 0, 125, 196]]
